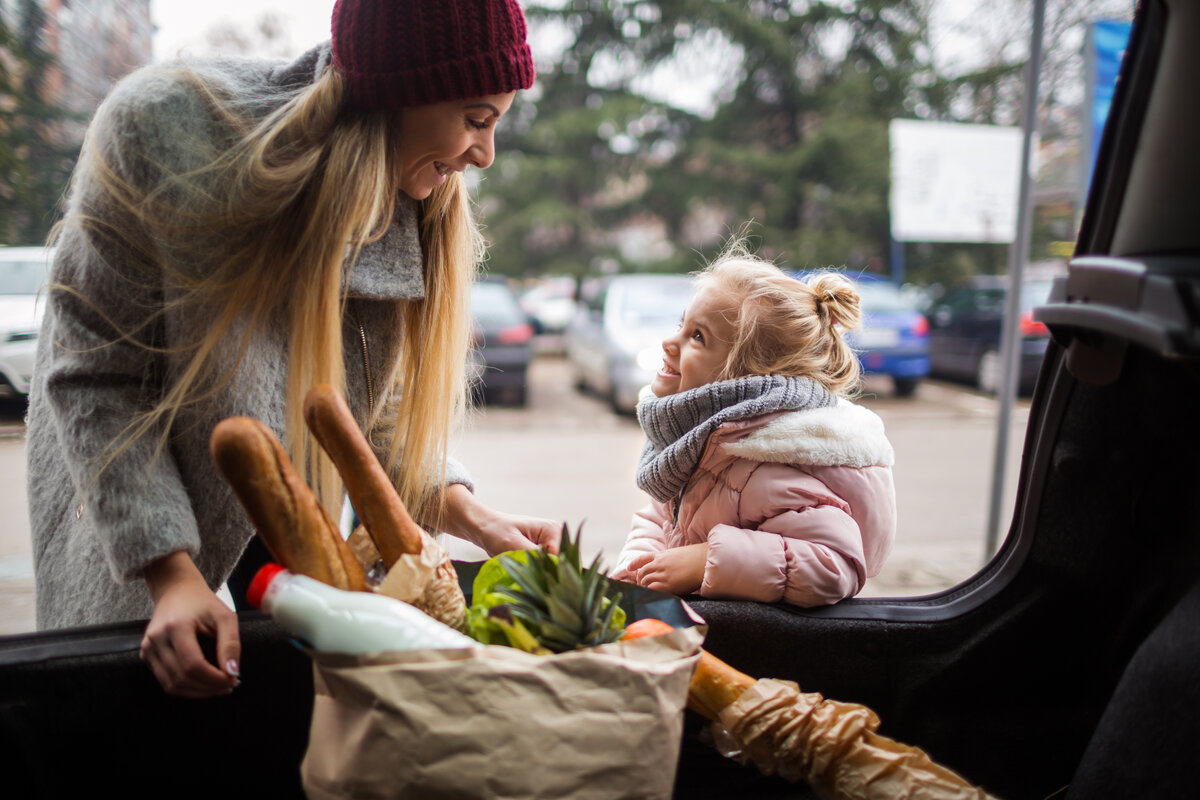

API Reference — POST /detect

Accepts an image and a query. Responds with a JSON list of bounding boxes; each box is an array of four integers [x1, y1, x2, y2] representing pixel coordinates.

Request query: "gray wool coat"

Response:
[[27, 44, 471, 629]]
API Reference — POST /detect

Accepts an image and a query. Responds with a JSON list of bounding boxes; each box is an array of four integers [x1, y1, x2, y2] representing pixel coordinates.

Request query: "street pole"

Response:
[[986, 0, 1046, 559]]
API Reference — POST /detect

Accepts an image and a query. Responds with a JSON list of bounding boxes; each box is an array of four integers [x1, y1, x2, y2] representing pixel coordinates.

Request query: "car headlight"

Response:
[[636, 346, 663, 371]]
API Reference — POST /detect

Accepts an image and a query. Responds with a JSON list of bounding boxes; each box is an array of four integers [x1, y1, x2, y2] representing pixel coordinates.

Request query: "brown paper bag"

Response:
[[301, 626, 704, 800]]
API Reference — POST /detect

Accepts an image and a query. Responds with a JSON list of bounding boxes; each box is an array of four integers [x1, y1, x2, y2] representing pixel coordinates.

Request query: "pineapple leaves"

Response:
[[466, 523, 627, 653]]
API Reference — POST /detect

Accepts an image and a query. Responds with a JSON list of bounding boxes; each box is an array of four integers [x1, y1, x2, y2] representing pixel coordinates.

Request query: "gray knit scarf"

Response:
[[635, 375, 835, 503]]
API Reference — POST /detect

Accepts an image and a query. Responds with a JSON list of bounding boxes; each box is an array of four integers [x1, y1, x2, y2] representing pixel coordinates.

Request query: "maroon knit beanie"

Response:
[[331, 0, 536, 110]]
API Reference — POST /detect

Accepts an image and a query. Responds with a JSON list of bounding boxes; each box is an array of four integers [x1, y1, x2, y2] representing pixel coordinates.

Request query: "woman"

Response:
[[26, 0, 558, 698]]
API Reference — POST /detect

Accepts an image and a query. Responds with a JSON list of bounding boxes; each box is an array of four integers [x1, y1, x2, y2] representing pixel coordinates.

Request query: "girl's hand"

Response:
[[627, 543, 709, 596], [440, 484, 562, 555], [141, 551, 241, 699]]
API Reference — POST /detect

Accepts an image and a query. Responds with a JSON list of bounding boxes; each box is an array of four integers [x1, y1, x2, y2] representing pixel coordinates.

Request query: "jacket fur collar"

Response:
[[722, 400, 895, 468]]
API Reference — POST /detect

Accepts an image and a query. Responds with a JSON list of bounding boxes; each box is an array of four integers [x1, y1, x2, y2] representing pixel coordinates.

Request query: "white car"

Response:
[[518, 276, 578, 335], [565, 273, 695, 414], [0, 247, 53, 400]]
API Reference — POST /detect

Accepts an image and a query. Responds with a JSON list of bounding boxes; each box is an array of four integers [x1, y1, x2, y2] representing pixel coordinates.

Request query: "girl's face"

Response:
[[395, 91, 516, 200], [652, 285, 739, 397]]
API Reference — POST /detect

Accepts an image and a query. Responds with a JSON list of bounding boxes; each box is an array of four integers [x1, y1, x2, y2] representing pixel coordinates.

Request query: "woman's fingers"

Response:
[[140, 553, 241, 698], [140, 621, 236, 698], [526, 518, 562, 553], [209, 604, 242, 686], [439, 485, 564, 555]]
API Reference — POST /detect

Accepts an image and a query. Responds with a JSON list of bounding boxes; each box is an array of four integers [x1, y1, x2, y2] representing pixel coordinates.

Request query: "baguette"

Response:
[[621, 618, 756, 720], [210, 416, 366, 591], [303, 384, 424, 567], [687, 651, 759, 720]]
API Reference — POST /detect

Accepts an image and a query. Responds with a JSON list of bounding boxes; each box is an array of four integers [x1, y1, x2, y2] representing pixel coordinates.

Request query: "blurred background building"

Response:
[[39, 0, 152, 130], [0, 0, 151, 243]]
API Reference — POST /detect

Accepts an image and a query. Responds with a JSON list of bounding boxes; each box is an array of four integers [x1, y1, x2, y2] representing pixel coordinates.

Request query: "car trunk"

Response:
[[4, 1, 1198, 798]]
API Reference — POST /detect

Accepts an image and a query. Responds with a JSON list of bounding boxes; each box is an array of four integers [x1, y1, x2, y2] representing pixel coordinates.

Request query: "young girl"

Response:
[[614, 242, 896, 607]]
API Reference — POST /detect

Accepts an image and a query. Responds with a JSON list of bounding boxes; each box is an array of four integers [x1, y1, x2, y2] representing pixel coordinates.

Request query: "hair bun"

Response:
[[807, 272, 862, 331]]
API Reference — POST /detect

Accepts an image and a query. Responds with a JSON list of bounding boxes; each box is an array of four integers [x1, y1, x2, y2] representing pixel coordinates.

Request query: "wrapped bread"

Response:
[[623, 620, 993, 799]]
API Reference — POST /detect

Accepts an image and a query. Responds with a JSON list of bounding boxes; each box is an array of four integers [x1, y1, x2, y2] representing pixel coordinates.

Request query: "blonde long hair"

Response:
[[55, 64, 478, 523], [696, 239, 863, 396]]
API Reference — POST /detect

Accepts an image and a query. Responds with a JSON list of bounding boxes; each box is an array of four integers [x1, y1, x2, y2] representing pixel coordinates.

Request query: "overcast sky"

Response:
[[148, 0, 724, 114], [151, 1, 336, 61], [150, 0, 985, 64], [148, 1, 1132, 118]]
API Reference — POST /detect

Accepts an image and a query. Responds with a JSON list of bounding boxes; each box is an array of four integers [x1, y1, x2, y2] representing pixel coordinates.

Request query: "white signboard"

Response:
[[889, 119, 1023, 243]]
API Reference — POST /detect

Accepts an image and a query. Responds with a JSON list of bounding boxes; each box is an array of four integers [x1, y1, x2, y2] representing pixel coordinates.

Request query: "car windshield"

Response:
[[0, 258, 50, 295], [471, 282, 524, 325], [616, 279, 693, 326]]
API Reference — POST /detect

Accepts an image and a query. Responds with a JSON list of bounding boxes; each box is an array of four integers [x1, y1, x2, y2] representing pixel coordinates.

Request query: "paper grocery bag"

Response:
[[302, 625, 704, 800]]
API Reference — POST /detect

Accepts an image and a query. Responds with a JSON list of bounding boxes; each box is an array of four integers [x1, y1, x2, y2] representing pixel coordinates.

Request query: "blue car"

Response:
[[793, 272, 930, 397]]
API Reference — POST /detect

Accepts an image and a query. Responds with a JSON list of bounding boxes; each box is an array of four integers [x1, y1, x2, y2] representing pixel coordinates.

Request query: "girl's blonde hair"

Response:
[[695, 239, 863, 396], [55, 64, 478, 524]]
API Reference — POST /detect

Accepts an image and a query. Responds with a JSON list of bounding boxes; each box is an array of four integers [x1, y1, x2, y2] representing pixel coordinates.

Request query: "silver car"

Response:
[[565, 273, 695, 414], [0, 247, 53, 402]]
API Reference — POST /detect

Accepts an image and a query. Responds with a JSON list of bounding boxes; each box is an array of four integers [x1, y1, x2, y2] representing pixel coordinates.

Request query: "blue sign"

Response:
[[1087, 20, 1133, 190]]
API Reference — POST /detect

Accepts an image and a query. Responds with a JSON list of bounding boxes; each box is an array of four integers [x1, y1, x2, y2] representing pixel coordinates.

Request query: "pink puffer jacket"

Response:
[[615, 401, 896, 607]]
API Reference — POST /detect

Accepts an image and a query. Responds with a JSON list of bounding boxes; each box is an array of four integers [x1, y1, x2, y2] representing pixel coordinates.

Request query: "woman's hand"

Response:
[[627, 543, 709, 596], [439, 484, 562, 555], [141, 551, 241, 699]]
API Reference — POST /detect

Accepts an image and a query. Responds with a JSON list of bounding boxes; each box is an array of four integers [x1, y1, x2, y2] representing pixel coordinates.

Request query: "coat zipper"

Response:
[[358, 320, 374, 415]]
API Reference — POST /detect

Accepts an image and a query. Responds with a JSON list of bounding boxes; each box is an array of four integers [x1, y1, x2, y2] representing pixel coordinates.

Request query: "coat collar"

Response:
[[344, 196, 426, 301], [720, 400, 895, 468]]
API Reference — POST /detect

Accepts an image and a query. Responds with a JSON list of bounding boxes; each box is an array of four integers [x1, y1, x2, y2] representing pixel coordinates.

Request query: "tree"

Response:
[[477, 0, 935, 279], [0, 0, 80, 244], [902, 0, 1133, 284], [922, 0, 1131, 132], [479, 2, 698, 278], [476, 0, 1131, 283]]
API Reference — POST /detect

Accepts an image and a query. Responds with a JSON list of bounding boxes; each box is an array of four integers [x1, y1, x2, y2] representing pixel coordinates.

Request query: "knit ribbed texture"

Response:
[[331, 0, 536, 110], [635, 376, 835, 503]]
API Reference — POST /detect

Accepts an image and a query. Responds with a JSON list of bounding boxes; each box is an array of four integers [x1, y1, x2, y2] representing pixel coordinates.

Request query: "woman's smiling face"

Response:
[[651, 285, 739, 397], [395, 91, 516, 200]]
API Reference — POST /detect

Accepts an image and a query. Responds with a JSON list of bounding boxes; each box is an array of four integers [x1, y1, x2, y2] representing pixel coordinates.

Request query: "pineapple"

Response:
[[467, 523, 626, 653]]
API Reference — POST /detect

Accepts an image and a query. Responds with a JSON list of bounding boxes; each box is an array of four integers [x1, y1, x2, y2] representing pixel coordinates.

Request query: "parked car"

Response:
[[2, 3, 1196, 798], [468, 278, 534, 406], [565, 273, 695, 414], [517, 276, 578, 335], [926, 275, 1054, 394], [0, 246, 52, 402], [800, 273, 930, 397]]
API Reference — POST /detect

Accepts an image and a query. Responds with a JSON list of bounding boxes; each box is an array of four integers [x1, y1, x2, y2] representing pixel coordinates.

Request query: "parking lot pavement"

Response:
[[0, 424, 33, 635], [0, 354, 1029, 634], [457, 357, 1029, 599]]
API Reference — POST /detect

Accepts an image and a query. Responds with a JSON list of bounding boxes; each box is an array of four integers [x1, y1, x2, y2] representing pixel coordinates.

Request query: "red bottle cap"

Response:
[[246, 562, 287, 610]]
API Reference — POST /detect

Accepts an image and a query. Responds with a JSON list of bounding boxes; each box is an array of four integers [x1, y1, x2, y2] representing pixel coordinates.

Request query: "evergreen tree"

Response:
[[475, 0, 1129, 282], [478, 0, 933, 278], [480, 1, 696, 278]]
